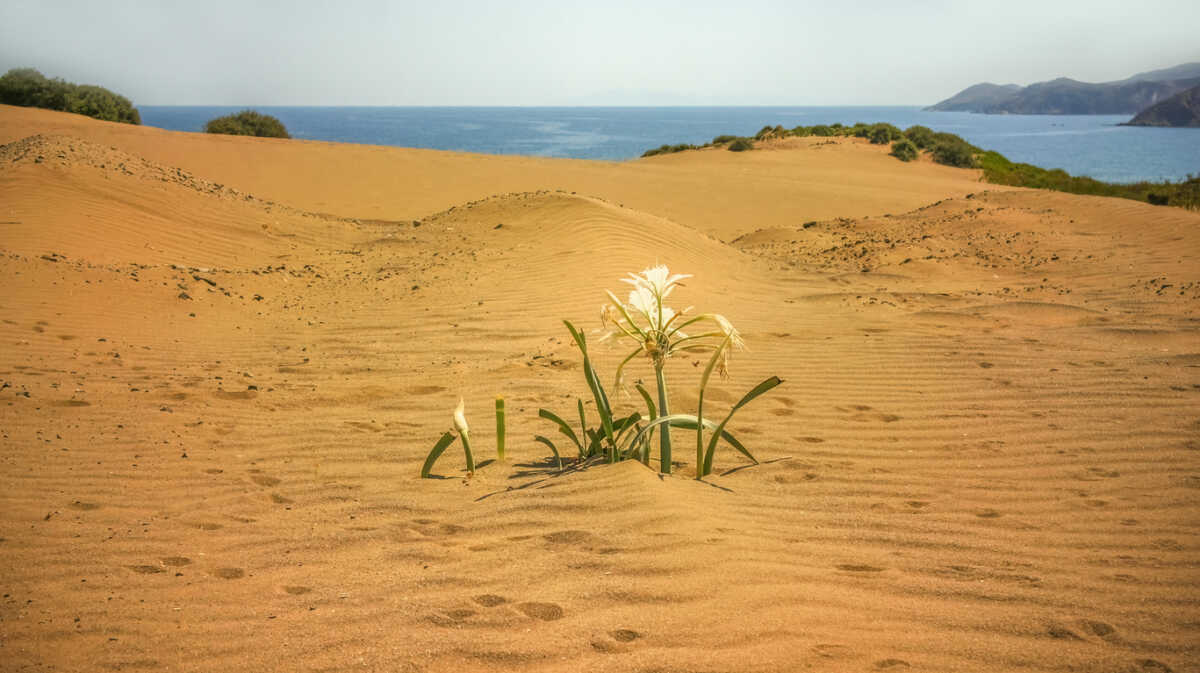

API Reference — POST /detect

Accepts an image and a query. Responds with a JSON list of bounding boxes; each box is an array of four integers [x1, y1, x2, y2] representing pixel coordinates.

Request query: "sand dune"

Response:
[[1, 105, 1197, 673]]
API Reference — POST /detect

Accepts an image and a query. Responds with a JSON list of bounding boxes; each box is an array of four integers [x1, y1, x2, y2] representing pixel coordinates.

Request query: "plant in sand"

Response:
[[421, 397, 506, 477], [596, 265, 782, 477]]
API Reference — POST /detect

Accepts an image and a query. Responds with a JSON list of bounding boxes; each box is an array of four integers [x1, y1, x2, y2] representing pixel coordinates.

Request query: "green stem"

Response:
[[495, 397, 506, 461], [696, 390, 705, 480], [461, 431, 476, 473], [655, 365, 671, 474]]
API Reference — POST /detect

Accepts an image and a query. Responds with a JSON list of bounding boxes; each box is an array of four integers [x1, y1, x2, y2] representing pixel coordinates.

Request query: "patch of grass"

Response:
[[204, 110, 290, 138]]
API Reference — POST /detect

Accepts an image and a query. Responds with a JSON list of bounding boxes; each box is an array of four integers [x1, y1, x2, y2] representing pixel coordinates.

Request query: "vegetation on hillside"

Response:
[[204, 110, 291, 138], [641, 133, 757, 157], [640, 121, 1200, 210], [0, 68, 140, 124]]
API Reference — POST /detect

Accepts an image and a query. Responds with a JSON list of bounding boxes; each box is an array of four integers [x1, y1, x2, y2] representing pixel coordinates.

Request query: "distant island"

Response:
[[1123, 85, 1200, 127], [927, 62, 1200, 115]]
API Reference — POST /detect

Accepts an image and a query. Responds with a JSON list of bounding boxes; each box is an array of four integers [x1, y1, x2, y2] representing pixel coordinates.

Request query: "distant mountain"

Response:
[[1120, 62, 1200, 83], [924, 83, 1021, 112], [927, 62, 1200, 114], [1122, 85, 1200, 127]]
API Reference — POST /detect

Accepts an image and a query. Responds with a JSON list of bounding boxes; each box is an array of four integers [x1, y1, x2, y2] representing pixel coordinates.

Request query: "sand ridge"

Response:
[[0, 105, 1198, 673]]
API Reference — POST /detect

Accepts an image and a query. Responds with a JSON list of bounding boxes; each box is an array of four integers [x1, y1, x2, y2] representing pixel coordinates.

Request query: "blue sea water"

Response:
[[138, 106, 1200, 184]]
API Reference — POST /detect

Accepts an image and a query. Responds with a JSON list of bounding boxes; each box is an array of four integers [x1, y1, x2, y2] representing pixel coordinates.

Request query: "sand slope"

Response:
[[0, 106, 1197, 673]]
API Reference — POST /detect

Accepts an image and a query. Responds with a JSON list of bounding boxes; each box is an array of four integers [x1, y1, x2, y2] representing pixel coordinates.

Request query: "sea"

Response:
[[138, 106, 1200, 184]]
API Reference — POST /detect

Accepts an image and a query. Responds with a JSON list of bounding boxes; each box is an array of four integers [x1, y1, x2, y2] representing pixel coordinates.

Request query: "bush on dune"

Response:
[[902, 125, 936, 149], [727, 138, 754, 152], [204, 110, 291, 138], [890, 139, 919, 162], [0, 68, 140, 124], [930, 135, 979, 168]]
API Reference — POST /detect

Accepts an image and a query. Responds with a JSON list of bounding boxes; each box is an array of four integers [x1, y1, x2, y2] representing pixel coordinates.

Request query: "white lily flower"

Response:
[[620, 264, 691, 300]]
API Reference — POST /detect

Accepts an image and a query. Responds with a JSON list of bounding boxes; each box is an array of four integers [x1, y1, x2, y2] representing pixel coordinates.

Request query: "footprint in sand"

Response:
[[427, 608, 476, 626], [161, 557, 191, 567], [975, 509, 1002, 518], [251, 474, 281, 487], [1047, 623, 1084, 640], [269, 493, 294, 504], [592, 629, 641, 653], [472, 594, 507, 607], [53, 399, 91, 407], [69, 501, 100, 511], [283, 586, 311, 595], [875, 660, 911, 669], [192, 522, 223, 531], [517, 602, 564, 621], [127, 565, 165, 574], [212, 567, 244, 580]]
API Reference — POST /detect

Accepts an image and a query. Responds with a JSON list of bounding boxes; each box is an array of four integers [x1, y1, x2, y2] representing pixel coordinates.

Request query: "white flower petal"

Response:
[[453, 398, 469, 435]]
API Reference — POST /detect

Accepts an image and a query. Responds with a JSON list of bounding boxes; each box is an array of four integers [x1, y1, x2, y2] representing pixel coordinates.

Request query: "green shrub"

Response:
[[903, 125, 936, 149], [642, 142, 700, 157], [204, 110, 290, 138], [808, 125, 834, 137], [866, 123, 902, 145], [978, 152, 1200, 209], [931, 136, 978, 168], [890, 139, 919, 162], [0, 68, 140, 124], [727, 138, 754, 152], [712, 134, 738, 144]]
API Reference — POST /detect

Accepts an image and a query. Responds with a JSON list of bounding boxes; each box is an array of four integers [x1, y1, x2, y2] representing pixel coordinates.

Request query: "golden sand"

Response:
[[0, 104, 1197, 672]]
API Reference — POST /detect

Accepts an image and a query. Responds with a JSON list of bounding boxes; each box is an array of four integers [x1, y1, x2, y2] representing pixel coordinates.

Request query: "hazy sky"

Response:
[[2, 0, 1198, 106]]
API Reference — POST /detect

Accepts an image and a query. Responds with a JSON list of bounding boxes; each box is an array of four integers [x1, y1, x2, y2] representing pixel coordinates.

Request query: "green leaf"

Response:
[[624, 413, 747, 468], [533, 435, 563, 471], [420, 432, 457, 478], [539, 408, 582, 450], [564, 320, 616, 454], [613, 412, 643, 446], [696, 333, 733, 477], [634, 383, 656, 464], [576, 399, 587, 458], [702, 376, 782, 474]]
